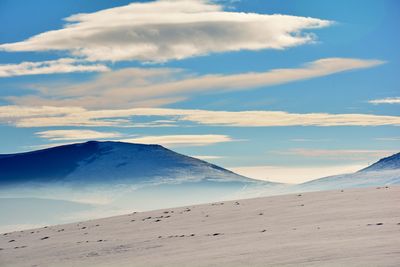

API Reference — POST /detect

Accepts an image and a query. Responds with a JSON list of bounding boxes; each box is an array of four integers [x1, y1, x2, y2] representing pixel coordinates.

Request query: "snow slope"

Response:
[[1, 186, 399, 267], [1, 142, 399, 233], [297, 153, 400, 192], [298, 169, 400, 191]]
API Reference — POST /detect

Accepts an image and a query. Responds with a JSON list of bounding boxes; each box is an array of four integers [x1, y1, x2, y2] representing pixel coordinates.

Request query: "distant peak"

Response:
[[360, 152, 400, 172]]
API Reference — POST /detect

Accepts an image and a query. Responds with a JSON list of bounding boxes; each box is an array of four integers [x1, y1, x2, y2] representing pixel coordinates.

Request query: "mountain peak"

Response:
[[359, 152, 400, 172], [73, 140, 164, 149], [0, 141, 257, 186]]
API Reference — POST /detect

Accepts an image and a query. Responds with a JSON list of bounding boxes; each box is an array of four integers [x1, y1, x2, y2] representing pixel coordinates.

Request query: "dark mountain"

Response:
[[0, 141, 277, 231], [0, 141, 258, 186], [359, 152, 400, 172]]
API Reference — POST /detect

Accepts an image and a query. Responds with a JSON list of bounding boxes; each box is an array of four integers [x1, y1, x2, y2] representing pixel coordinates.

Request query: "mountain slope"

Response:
[[297, 152, 400, 191], [1, 187, 399, 267], [0, 141, 278, 231], [2, 141, 398, 233], [0, 141, 257, 186], [359, 152, 400, 172]]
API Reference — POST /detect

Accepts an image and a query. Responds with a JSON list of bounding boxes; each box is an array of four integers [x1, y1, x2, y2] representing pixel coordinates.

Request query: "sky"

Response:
[[0, 0, 399, 183]]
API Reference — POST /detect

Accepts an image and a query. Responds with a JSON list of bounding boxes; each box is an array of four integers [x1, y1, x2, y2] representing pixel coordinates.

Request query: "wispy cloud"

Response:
[[275, 148, 396, 160], [0, 58, 109, 77], [369, 97, 400, 104], [375, 137, 400, 141], [8, 58, 385, 108], [29, 134, 235, 149], [0, 0, 332, 63], [35, 129, 123, 141], [290, 138, 331, 142], [1, 106, 400, 128], [118, 134, 234, 147]]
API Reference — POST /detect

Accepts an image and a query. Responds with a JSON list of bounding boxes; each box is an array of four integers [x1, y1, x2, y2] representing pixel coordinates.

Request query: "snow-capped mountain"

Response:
[[0, 141, 278, 232], [297, 152, 400, 191], [0, 141, 257, 186], [1, 142, 398, 233]]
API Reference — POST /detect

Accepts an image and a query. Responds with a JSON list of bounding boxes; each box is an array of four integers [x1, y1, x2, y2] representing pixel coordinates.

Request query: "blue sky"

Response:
[[0, 0, 399, 183]]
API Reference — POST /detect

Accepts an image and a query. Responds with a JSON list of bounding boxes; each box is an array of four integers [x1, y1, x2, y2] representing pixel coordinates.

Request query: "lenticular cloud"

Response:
[[0, 0, 332, 63]]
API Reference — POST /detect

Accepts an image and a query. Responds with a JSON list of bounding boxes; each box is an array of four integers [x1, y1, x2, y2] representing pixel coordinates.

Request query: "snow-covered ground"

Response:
[[1, 186, 399, 267], [1, 142, 399, 233]]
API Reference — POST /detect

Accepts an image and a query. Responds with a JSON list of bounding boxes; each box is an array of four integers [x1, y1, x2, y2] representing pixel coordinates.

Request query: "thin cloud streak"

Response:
[[118, 134, 235, 147], [1, 106, 400, 128], [369, 97, 400, 104], [35, 129, 124, 141], [8, 58, 385, 108], [275, 148, 396, 160], [0, 58, 109, 77], [375, 137, 400, 141], [29, 134, 235, 149]]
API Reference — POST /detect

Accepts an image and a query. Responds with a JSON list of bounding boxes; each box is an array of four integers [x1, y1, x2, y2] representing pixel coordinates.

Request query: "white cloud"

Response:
[[26, 135, 234, 150], [169, 109, 400, 127], [0, 0, 332, 63], [375, 137, 400, 141], [35, 129, 123, 141], [118, 134, 234, 147], [275, 148, 396, 160], [369, 97, 400, 104], [8, 58, 385, 108], [0, 105, 112, 127], [230, 164, 367, 184], [0, 58, 109, 77], [1, 106, 400, 128], [290, 138, 331, 142]]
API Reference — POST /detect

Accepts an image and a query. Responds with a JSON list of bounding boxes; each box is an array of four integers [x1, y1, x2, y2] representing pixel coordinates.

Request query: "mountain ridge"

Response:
[[297, 152, 400, 191], [0, 141, 399, 233], [0, 140, 262, 186], [359, 152, 400, 172]]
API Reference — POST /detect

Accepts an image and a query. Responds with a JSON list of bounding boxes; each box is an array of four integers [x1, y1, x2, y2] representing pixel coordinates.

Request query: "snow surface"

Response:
[[1, 142, 399, 234], [1, 186, 399, 267], [297, 169, 400, 191]]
